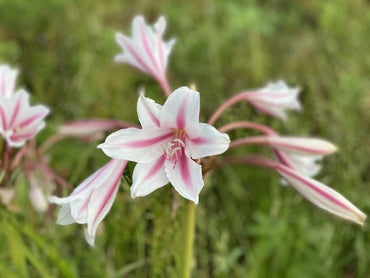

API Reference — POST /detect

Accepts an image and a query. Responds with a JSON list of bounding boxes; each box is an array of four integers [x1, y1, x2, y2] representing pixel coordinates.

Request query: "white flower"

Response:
[[246, 81, 301, 120], [49, 159, 128, 246], [99, 87, 230, 204], [115, 16, 175, 94], [0, 90, 49, 147]]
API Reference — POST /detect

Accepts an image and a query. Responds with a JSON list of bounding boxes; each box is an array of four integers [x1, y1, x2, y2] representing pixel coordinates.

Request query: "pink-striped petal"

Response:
[[266, 136, 337, 155], [186, 123, 230, 159], [131, 156, 169, 198], [232, 136, 337, 156], [86, 160, 127, 246], [98, 128, 173, 163], [165, 153, 204, 204], [278, 165, 366, 225], [160, 87, 200, 138], [137, 93, 162, 129]]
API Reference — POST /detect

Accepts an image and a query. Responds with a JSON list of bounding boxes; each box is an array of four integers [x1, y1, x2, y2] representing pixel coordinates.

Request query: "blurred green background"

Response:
[[0, 0, 369, 277]]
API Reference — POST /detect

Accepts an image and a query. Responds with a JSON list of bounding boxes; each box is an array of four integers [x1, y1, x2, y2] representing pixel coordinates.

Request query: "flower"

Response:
[[277, 163, 366, 225], [49, 159, 128, 246], [246, 81, 301, 120], [26, 167, 56, 213], [115, 16, 176, 95], [231, 135, 338, 155], [0, 64, 18, 98], [58, 119, 136, 139], [0, 90, 49, 147], [99, 87, 230, 204]]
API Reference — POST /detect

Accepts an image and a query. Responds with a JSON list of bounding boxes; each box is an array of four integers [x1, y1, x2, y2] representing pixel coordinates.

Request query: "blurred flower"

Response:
[[0, 90, 49, 147], [231, 136, 337, 155], [208, 81, 301, 124], [115, 15, 176, 95], [0, 187, 16, 209], [26, 167, 56, 213], [58, 119, 136, 142], [49, 159, 127, 246], [29, 179, 49, 212], [246, 81, 301, 120], [0, 64, 18, 98], [99, 87, 230, 204], [278, 163, 366, 225]]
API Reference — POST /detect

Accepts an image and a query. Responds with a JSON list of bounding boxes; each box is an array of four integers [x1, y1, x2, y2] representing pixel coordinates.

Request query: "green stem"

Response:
[[181, 200, 196, 278]]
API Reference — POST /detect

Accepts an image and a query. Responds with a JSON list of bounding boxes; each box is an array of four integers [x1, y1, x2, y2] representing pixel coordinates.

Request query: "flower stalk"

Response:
[[182, 200, 196, 278]]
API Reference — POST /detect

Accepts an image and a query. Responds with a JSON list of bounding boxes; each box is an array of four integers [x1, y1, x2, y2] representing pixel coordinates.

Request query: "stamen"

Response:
[[173, 138, 185, 147]]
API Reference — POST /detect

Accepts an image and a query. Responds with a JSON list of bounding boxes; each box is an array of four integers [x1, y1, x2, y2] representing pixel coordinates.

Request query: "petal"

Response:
[[131, 156, 169, 198], [276, 150, 322, 177], [278, 166, 366, 225], [165, 153, 204, 204], [265, 136, 337, 155], [0, 65, 18, 98], [115, 32, 157, 78], [137, 93, 162, 129], [160, 87, 200, 138], [98, 128, 173, 163], [56, 204, 75, 225], [86, 160, 127, 246], [186, 123, 230, 159], [49, 161, 111, 205]]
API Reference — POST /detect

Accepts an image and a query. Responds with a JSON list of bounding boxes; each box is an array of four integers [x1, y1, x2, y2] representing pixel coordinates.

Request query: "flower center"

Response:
[[164, 129, 186, 168]]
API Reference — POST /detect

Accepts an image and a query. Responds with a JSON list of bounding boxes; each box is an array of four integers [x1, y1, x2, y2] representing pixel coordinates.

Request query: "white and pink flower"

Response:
[[49, 159, 127, 246], [99, 87, 230, 204], [246, 81, 301, 120], [0, 90, 49, 148], [115, 16, 176, 96]]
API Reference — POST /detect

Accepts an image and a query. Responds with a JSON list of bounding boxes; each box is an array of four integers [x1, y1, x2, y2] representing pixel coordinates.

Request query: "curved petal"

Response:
[[131, 156, 169, 198], [86, 160, 127, 246], [160, 87, 200, 138], [99, 128, 173, 163], [137, 93, 162, 129], [278, 166, 366, 225], [187, 123, 230, 159], [56, 204, 75, 225], [165, 153, 204, 204]]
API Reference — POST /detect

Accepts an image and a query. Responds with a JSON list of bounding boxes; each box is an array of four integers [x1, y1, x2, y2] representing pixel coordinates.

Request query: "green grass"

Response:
[[0, 0, 370, 277]]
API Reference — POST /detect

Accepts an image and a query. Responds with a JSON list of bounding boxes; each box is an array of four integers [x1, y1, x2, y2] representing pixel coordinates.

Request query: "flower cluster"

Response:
[[0, 65, 49, 148], [50, 15, 366, 245], [0, 65, 53, 211]]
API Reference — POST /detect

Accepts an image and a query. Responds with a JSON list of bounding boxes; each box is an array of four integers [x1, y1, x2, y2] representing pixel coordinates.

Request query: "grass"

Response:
[[0, 0, 370, 277]]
